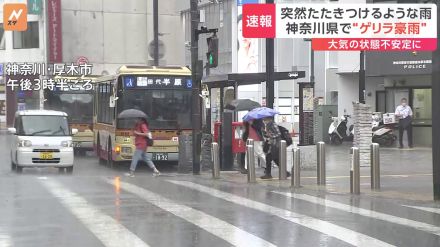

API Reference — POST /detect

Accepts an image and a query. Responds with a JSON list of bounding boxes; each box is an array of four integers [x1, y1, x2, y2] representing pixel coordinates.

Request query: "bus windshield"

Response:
[[45, 92, 93, 124], [117, 89, 192, 130]]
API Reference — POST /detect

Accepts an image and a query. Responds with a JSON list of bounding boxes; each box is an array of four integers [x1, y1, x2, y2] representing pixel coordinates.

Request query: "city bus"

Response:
[[44, 75, 99, 154], [93, 66, 192, 166]]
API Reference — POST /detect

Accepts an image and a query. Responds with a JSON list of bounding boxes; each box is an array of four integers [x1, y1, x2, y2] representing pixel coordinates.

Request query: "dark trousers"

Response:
[[399, 118, 413, 147], [264, 152, 279, 175], [239, 152, 246, 169]]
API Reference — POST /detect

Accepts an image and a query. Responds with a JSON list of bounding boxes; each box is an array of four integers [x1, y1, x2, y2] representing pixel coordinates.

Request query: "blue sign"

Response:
[[237, 0, 259, 6], [186, 79, 193, 88], [0, 64, 3, 76], [124, 76, 135, 88]]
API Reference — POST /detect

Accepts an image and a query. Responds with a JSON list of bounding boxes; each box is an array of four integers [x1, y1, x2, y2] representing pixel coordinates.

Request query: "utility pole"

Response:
[[359, 51, 366, 104], [266, 0, 275, 108], [153, 0, 159, 65], [190, 0, 201, 175], [432, 1, 440, 200]]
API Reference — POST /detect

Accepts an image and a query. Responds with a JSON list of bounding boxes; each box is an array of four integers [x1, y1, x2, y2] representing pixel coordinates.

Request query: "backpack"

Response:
[[278, 125, 293, 146]]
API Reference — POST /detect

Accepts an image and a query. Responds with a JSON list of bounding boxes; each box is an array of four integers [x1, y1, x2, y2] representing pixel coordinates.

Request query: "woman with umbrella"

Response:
[[118, 109, 160, 177]]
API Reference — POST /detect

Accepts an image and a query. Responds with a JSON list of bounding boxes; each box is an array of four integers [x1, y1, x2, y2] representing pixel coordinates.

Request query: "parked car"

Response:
[[8, 110, 78, 173]]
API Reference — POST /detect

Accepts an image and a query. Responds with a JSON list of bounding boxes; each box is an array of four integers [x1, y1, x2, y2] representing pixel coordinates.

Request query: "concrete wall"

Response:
[[62, 0, 185, 75]]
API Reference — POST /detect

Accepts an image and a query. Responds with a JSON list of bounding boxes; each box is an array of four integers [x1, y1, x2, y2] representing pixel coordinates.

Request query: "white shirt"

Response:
[[395, 105, 413, 119]]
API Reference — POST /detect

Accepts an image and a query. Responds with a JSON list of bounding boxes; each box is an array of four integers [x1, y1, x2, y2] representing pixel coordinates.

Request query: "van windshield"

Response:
[[16, 115, 70, 136]]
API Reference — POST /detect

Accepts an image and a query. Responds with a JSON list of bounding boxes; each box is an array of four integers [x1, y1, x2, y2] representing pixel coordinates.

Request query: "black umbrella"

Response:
[[117, 109, 148, 119], [225, 99, 261, 111]]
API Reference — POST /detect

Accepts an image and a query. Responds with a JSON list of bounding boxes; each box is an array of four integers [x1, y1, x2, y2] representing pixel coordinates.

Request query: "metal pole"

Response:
[[317, 142, 326, 185], [359, 51, 366, 104], [246, 139, 254, 170], [432, 1, 440, 201], [153, 0, 159, 65], [266, 0, 275, 108], [352, 147, 360, 194], [279, 140, 287, 180], [211, 142, 220, 179], [247, 144, 256, 183], [190, 0, 201, 175], [292, 147, 301, 188], [371, 143, 380, 190]]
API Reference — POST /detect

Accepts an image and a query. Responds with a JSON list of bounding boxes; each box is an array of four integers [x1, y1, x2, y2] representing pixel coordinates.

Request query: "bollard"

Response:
[[371, 143, 380, 190], [247, 144, 256, 183], [211, 142, 220, 179], [351, 147, 360, 194], [245, 139, 254, 169], [317, 142, 326, 185], [291, 147, 301, 188], [279, 140, 287, 180]]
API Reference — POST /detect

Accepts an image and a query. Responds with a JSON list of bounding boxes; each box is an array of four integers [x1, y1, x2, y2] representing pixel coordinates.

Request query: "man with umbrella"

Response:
[[243, 107, 291, 179], [118, 109, 160, 177]]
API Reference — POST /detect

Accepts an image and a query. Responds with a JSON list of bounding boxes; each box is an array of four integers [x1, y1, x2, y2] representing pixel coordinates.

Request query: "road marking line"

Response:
[[107, 179, 276, 247], [403, 205, 440, 214], [272, 192, 440, 237], [0, 229, 12, 247], [168, 180, 394, 247], [41, 179, 150, 247], [301, 174, 431, 179]]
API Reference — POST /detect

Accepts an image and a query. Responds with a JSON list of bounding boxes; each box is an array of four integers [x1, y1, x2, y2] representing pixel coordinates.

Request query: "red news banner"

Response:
[[242, 3, 437, 51]]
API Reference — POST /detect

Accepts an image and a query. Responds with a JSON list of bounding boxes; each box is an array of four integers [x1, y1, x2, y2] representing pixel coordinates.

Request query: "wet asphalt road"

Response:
[[1, 133, 440, 247]]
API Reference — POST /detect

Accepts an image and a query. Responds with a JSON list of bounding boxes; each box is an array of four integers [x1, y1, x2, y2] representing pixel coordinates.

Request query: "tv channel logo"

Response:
[[3, 4, 27, 31]]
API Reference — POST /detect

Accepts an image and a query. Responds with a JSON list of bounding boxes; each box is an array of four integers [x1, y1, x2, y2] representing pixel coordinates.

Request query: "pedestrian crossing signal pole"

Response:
[[190, 0, 218, 175], [190, 0, 201, 175]]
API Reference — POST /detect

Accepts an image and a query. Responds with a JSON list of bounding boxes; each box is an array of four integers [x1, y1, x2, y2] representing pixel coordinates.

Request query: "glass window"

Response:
[[13, 21, 39, 49], [0, 25, 5, 50], [17, 115, 69, 136], [45, 91, 93, 124], [412, 88, 432, 125], [118, 89, 192, 130]]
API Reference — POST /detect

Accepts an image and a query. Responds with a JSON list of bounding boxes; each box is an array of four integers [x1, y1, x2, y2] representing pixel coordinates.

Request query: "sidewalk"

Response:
[[203, 144, 434, 202]]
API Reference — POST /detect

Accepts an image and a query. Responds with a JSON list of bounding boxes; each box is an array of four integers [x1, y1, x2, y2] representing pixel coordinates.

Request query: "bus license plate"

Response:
[[40, 152, 53, 160], [153, 153, 168, 161]]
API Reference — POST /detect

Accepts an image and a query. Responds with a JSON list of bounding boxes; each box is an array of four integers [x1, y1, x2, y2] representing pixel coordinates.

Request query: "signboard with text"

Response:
[[47, 0, 63, 63], [242, 3, 437, 51]]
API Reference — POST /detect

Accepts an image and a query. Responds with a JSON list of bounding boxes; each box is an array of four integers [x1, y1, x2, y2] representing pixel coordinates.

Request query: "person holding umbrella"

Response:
[[118, 109, 160, 177], [241, 118, 265, 174], [125, 117, 160, 177]]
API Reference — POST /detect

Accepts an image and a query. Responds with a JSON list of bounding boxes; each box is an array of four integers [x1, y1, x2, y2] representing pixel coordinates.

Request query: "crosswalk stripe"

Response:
[[403, 205, 440, 214], [0, 228, 12, 247], [272, 192, 440, 237], [107, 179, 276, 247], [41, 179, 150, 247], [168, 180, 395, 247]]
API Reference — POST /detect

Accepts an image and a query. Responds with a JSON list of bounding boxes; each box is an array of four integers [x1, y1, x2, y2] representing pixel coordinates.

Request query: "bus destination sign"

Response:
[[124, 76, 192, 89]]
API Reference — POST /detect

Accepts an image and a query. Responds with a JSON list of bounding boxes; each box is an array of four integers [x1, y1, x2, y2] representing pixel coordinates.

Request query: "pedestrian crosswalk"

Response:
[[272, 192, 440, 236], [33, 177, 440, 247]]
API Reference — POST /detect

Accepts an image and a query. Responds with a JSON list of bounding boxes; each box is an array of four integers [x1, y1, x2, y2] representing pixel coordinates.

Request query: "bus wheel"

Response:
[[97, 136, 105, 165], [107, 141, 114, 168]]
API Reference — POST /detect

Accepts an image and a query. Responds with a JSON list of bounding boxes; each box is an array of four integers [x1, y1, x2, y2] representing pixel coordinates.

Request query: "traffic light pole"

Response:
[[190, 0, 218, 175], [190, 0, 201, 175], [266, 0, 275, 108]]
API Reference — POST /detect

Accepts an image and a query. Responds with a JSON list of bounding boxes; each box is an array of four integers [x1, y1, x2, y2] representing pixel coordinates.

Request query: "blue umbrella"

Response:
[[242, 107, 279, 121]]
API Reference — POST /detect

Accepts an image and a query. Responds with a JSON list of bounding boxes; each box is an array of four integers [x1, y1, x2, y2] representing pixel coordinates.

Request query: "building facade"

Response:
[[0, 0, 186, 126]]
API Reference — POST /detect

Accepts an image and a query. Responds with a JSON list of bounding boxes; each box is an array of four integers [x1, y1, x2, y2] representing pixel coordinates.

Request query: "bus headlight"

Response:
[[61, 141, 73, 147], [18, 140, 32, 147]]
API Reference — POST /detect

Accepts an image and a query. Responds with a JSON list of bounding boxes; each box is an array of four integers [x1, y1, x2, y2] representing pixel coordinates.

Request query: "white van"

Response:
[[8, 110, 78, 173]]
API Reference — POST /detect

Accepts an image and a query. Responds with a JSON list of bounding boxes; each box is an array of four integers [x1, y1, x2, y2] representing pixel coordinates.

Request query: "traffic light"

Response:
[[206, 34, 218, 68]]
